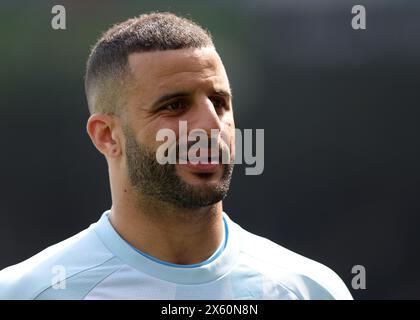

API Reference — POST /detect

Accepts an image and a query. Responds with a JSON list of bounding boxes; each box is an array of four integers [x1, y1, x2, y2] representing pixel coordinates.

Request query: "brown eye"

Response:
[[210, 96, 227, 110], [163, 99, 187, 111]]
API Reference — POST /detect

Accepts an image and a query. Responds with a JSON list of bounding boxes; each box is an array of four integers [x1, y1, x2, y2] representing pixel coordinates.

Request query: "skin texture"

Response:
[[86, 47, 236, 264]]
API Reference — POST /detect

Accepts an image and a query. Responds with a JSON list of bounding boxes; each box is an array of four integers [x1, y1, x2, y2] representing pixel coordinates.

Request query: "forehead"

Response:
[[126, 47, 230, 99]]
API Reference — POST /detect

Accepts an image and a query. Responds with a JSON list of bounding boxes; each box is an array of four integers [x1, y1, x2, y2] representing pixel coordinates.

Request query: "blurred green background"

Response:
[[1, 0, 420, 299]]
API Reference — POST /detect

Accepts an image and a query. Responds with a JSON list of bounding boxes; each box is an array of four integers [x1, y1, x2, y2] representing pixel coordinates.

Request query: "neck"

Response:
[[108, 186, 224, 265]]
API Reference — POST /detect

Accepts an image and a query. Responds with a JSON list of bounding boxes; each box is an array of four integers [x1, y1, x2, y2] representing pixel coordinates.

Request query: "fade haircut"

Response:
[[84, 12, 214, 115]]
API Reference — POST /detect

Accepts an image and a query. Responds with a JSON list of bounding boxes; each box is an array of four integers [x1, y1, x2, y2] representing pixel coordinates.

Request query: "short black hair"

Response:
[[84, 12, 214, 115]]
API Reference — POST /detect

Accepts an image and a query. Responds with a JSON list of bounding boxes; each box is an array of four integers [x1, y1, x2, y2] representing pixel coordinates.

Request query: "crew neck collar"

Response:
[[93, 210, 240, 285]]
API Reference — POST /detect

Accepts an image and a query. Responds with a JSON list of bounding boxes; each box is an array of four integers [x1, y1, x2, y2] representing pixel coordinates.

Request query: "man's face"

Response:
[[121, 47, 235, 208]]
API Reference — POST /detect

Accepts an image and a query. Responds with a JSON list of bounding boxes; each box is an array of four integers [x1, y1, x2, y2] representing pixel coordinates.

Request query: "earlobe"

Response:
[[111, 145, 120, 156], [86, 114, 121, 157]]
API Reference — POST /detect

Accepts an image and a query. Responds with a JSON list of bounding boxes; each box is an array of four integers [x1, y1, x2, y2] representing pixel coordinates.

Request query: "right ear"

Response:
[[86, 113, 122, 158]]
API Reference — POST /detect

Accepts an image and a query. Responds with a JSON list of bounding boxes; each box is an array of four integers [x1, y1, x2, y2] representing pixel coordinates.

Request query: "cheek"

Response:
[[144, 119, 181, 149], [221, 120, 235, 152]]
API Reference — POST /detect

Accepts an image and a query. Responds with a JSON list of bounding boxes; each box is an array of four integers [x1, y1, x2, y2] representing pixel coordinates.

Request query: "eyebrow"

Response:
[[151, 89, 232, 110], [212, 89, 232, 99]]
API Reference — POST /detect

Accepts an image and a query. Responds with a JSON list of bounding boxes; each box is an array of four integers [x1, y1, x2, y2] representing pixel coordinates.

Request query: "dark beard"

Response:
[[123, 124, 234, 209]]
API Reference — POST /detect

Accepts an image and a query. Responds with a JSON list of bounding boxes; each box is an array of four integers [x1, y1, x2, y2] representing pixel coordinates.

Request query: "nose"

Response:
[[188, 95, 223, 134]]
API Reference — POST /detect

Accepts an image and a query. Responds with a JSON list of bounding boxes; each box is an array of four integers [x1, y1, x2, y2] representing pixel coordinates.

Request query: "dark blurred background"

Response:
[[1, 0, 419, 299]]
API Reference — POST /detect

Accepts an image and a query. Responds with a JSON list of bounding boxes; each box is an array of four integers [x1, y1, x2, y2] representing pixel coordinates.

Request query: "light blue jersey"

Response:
[[0, 211, 352, 300]]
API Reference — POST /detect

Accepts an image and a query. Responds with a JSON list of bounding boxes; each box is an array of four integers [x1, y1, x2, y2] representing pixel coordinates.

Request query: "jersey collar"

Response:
[[93, 209, 240, 285]]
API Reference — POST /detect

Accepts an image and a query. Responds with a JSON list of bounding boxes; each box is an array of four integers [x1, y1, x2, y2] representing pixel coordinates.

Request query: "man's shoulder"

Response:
[[0, 223, 117, 300], [231, 221, 353, 300]]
